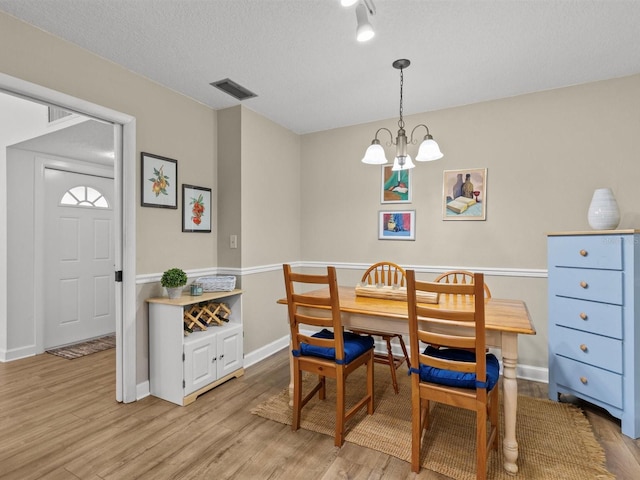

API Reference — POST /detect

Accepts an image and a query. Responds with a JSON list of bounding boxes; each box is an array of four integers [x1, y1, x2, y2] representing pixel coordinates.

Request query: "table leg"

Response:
[[501, 333, 519, 474]]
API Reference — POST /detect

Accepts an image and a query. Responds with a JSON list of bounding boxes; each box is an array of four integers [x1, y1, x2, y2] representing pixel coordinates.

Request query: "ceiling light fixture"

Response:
[[341, 0, 376, 42], [361, 59, 443, 171], [355, 1, 375, 42]]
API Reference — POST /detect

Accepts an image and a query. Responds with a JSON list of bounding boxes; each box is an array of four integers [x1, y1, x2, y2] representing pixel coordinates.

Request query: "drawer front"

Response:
[[553, 355, 622, 408], [548, 235, 623, 270], [550, 267, 623, 305], [550, 296, 622, 339], [551, 326, 622, 373]]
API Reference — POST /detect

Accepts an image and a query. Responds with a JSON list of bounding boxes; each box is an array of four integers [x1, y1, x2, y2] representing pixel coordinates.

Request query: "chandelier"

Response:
[[361, 59, 443, 171]]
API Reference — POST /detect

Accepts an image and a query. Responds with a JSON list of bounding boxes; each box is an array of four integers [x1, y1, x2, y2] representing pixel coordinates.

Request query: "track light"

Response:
[[341, 0, 376, 42], [355, 3, 375, 42]]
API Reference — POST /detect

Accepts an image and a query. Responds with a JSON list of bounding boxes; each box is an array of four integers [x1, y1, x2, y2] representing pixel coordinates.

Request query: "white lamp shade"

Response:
[[361, 143, 388, 165], [356, 4, 375, 42], [392, 155, 415, 171], [341, 0, 359, 6], [415, 138, 444, 161]]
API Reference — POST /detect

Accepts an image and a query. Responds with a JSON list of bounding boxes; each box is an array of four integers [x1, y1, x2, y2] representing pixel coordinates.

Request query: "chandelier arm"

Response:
[[409, 124, 432, 145], [374, 127, 396, 147]]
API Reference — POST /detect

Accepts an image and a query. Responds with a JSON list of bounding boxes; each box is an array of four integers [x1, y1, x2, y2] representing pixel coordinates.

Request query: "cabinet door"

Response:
[[217, 324, 243, 378], [184, 334, 217, 396]]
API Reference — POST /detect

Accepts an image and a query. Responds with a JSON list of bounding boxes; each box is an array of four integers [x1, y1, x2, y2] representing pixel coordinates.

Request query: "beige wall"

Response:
[[0, 11, 218, 275], [218, 105, 302, 354], [0, 11, 216, 381], [300, 74, 640, 369]]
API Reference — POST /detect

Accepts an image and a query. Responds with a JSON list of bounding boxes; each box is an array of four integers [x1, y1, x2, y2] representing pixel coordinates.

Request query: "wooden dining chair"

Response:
[[351, 261, 410, 394], [435, 270, 492, 298], [406, 270, 499, 478], [283, 264, 375, 447]]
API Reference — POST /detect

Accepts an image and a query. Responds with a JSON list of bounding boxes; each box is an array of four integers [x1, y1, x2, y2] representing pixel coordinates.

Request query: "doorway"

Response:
[[43, 168, 115, 348], [0, 72, 137, 403]]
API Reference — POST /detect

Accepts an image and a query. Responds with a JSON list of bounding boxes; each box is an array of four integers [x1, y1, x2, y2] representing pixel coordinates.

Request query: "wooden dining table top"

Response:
[[278, 286, 536, 336]]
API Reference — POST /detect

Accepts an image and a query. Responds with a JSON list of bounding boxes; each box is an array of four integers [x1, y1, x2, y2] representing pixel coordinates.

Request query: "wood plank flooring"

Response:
[[0, 348, 638, 479]]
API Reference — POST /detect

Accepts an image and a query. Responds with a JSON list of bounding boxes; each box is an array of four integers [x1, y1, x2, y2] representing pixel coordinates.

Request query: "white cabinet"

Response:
[[147, 290, 244, 406]]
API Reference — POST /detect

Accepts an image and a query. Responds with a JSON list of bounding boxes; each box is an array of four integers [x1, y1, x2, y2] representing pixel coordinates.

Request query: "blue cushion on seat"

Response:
[[417, 346, 500, 390], [297, 328, 374, 364]]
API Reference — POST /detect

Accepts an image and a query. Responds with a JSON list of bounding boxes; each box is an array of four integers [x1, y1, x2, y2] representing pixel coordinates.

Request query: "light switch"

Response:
[[230, 234, 238, 249]]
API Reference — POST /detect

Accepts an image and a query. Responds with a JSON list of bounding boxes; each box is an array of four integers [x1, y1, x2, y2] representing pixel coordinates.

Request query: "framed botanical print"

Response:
[[442, 168, 487, 221], [182, 184, 212, 233], [141, 152, 178, 209], [381, 165, 411, 203]]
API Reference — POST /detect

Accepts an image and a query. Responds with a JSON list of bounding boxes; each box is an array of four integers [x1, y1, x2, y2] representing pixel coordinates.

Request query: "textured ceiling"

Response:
[[1, 0, 639, 135]]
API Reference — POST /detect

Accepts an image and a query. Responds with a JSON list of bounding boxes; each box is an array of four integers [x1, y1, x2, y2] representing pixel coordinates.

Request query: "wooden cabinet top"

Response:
[[547, 229, 640, 236], [147, 289, 243, 306]]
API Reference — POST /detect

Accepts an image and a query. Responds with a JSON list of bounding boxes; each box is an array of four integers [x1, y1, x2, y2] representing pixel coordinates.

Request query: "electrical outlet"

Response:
[[230, 235, 238, 249]]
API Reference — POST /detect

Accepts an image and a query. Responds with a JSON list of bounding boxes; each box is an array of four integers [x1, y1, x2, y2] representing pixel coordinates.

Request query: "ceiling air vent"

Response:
[[210, 78, 257, 101]]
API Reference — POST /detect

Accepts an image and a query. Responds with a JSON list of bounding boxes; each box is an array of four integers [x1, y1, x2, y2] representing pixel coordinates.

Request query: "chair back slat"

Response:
[[362, 261, 406, 287], [435, 270, 492, 299], [283, 264, 345, 362]]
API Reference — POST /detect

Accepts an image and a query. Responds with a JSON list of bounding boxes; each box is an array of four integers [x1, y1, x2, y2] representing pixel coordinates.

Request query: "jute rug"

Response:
[[251, 364, 614, 479], [46, 334, 116, 359]]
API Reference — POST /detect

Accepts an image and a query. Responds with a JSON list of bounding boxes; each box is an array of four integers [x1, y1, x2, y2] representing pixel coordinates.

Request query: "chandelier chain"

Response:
[[398, 67, 404, 129]]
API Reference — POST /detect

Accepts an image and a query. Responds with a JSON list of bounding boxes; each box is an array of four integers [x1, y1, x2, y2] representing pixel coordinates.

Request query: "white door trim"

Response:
[[0, 72, 137, 403]]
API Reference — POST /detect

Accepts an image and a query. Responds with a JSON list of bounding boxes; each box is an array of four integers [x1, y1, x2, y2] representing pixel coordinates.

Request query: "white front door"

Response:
[[44, 168, 115, 348]]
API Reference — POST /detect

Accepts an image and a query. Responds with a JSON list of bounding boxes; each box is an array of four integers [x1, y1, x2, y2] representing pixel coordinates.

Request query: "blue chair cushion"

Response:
[[296, 329, 374, 364], [417, 346, 500, 390]]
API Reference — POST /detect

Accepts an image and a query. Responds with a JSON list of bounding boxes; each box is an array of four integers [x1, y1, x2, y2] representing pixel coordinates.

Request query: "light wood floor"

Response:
[[0, 348, 638, 479]]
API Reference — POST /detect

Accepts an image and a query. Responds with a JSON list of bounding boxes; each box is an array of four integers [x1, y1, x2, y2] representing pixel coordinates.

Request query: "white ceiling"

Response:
[[1, 0, 639, 135]]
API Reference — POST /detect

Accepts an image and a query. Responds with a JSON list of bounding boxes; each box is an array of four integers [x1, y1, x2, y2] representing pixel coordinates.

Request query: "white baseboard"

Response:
[[136, 380, 151, 401], [0, 345, 36, 362], [133, 334, 549, 400], [244, 335, 290, 368]]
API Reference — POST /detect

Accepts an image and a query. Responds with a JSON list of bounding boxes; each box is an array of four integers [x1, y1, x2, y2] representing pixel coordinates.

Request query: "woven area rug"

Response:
[[46, 334, 116, 359], [251, 364, 614, 479]]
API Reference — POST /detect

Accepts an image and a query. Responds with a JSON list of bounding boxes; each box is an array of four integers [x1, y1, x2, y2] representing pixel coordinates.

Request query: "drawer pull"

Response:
[[580, 281, 588, 289], [580, 376, 588, 384], [579, 344, 588, 352], [579, 249, 588, 257], [579, 312, 588, 320]]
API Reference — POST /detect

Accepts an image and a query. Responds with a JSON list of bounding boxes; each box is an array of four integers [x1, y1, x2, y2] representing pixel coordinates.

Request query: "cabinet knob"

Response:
[[580, 376, 588, 384], [579, 249, 588, 257], [212, 357, 216, 363], [580, 281, 588, 289], [579, 344, 588, 352], [579, 312, 588, 320]]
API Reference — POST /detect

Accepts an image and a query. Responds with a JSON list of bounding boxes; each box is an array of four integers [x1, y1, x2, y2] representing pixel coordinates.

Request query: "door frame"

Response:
[[0, 72, 137, 403]]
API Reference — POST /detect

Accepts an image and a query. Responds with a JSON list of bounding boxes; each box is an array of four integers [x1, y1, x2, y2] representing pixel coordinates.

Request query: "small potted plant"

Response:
[[161, 267, 188, 299]]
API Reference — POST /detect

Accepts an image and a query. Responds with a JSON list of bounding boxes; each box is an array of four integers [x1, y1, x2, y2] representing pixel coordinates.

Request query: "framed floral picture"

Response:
[[378, 210, 415, 240], [141, 152, 178, 209], [442, 168, 487, 221], [182, 184, 212, 233], [381, 165, 411, 203]]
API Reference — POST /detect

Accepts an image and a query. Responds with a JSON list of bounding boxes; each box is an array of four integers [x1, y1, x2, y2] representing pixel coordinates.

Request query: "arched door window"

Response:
[[60, 185, 110, 208]]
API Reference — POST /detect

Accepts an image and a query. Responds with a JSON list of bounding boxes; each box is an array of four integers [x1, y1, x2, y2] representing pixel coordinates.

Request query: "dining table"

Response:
[[278, 285, 536, 474]]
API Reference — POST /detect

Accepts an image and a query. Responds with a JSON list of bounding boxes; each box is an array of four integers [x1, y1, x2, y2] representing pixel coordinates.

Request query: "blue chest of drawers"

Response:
[[548, 231, 640, 438]]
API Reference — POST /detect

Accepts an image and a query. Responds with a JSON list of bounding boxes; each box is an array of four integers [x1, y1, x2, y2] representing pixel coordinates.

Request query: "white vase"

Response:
[[587, 188, 620, 230]]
